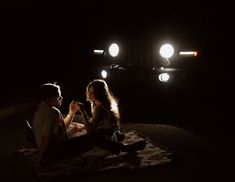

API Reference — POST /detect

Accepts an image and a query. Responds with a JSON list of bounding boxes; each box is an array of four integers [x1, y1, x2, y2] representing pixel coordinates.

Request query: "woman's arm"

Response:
[[78, 103, 102, 134]]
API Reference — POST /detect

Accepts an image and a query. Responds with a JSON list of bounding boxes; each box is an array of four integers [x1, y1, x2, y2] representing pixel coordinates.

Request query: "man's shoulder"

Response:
[[49, 106, 61, 117], [37, 101, 61, 116]]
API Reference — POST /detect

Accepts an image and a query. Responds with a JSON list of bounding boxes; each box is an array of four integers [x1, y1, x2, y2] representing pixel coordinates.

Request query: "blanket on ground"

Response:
[[18, 131, 172, 179]]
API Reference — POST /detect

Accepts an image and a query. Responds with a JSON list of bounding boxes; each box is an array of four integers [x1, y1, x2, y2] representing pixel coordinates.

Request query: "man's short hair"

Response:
[[40, 83, 60, 100]]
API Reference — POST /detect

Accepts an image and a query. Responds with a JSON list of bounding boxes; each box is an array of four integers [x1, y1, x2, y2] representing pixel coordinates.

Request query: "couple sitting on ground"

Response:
[[32, 79, 146, 172]]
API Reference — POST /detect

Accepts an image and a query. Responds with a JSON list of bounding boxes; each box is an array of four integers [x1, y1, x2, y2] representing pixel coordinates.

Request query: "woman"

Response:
[[77, 79, 146, 154], [78, 79, 120, 137]]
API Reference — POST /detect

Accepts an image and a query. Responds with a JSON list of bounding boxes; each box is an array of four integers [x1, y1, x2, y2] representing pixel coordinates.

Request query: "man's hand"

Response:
[[69, 100, 79, 115]]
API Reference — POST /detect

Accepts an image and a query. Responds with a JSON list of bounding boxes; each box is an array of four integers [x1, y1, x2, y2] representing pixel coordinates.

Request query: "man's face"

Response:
[[51, 90, 63, 107]]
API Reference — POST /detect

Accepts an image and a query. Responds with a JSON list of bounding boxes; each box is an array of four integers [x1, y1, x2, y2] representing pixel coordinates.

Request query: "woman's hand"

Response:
[[77, 102, 85, 113]]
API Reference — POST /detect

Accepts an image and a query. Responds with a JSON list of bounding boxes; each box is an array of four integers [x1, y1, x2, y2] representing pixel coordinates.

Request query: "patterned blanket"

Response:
[[18, 131, 172, 180]]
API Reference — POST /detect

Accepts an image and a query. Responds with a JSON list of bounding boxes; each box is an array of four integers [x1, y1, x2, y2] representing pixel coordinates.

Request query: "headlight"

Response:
[[158, 73, 170, 82], [108, 43, 119, 57], [101, 70, 108, 79], [159, 43, 174, 59]]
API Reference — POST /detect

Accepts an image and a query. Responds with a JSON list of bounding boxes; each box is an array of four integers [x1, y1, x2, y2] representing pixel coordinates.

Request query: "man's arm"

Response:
[[63, 100, 79, 127]]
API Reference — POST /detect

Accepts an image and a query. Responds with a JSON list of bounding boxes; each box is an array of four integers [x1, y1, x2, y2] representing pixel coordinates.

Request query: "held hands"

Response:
[[69, 100, 80, 116], [69, 100, 85, 115]]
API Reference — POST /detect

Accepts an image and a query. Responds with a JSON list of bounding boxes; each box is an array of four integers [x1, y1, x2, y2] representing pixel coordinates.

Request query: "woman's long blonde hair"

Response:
[[86, 79, 120, 126]]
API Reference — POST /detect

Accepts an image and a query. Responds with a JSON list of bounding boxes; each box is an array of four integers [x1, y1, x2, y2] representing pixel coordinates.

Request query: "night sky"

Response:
[[1, 4, 234, 130]]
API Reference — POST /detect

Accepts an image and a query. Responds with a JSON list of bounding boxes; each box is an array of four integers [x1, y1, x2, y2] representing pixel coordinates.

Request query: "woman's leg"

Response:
[[92, 133, 146, 155], [92, 133, 122, 155]]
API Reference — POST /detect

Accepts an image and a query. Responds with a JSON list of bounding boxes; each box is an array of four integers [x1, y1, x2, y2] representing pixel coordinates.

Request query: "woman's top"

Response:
[[93, 104, 119, 137]]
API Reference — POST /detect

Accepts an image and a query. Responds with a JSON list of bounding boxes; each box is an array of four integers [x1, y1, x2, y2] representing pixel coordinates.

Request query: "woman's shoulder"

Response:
[[94, 104, 111, 118], [95, 104, 109, 113]]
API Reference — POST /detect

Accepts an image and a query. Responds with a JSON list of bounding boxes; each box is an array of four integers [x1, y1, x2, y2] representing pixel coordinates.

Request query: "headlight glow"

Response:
[[108, 43, 119, 57], [158, 73, 170, 82], [101, 70, 108, 79], [159, 43, 174, 58]]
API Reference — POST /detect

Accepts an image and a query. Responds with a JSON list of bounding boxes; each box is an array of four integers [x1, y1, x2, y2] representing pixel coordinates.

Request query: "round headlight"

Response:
[[101, 70, 108, 79], [158, 73, 170, 82], [108, 43, 119, 57], [159, 44, 174, 59]]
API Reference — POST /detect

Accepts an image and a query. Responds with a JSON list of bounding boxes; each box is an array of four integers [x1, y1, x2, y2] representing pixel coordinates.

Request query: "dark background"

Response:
[[0, 5, 234, 182], [0, 4, 234, 136]]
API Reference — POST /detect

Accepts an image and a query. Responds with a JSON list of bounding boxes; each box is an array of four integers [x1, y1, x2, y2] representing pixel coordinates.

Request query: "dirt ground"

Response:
[[0, 113, 231, 182]]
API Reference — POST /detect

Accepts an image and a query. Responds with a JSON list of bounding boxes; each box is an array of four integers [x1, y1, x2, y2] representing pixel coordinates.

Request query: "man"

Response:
[[33, 82, 79, 171]]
